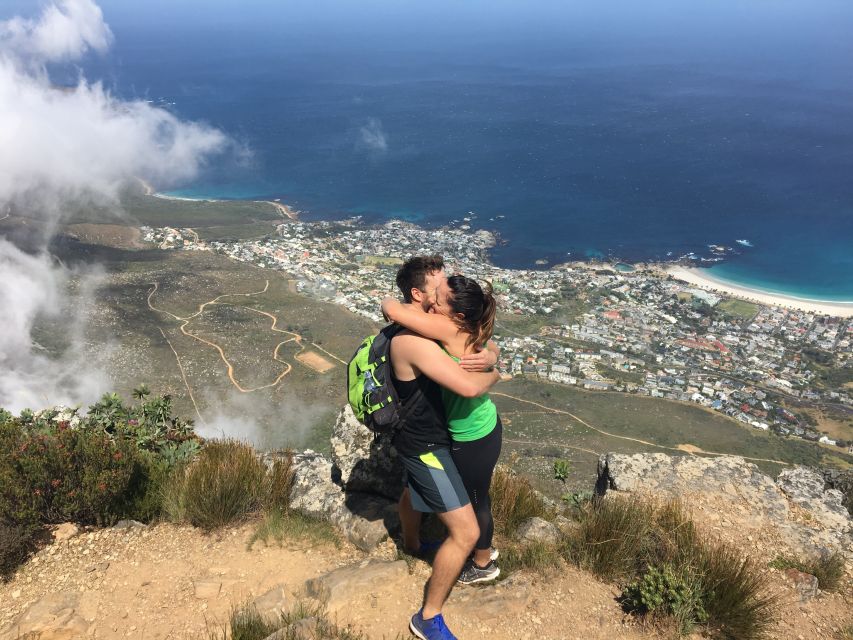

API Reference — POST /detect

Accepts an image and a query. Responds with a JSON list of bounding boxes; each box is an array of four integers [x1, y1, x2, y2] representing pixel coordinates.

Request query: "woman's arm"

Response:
[[381, 298, 461, 344]]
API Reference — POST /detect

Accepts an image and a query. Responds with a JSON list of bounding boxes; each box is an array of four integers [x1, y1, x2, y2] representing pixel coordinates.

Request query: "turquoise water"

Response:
[[73, 1, 853, 301]]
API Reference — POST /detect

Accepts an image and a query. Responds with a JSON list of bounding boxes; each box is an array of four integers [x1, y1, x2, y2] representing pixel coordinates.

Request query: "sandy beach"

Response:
[[665, 266, 853, 318], [262, 200, 300, 220]]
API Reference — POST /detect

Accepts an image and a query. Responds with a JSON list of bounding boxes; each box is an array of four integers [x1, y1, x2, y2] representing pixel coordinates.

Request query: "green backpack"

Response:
[[347, 324, 406, 434]]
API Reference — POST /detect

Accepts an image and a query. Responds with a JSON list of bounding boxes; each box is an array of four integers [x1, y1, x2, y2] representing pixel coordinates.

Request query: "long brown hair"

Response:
[[445, 275, 497, 350]]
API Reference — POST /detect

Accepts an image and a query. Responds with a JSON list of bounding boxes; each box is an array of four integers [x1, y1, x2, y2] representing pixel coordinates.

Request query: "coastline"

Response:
[[663, 265, 853, 318], [137, 179, 299, 221], [260, 200, 300, 221]]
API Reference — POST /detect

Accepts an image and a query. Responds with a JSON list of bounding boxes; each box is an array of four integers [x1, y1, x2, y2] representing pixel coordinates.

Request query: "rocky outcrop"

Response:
[[330, 405, 403, 501], [822, 468, 853, 517], [303, 559, 409, 614], [0, 592, 88, 640], [597, 453, 852, 562], [777, 466, 851, 532], [270, 445, 399, 552]]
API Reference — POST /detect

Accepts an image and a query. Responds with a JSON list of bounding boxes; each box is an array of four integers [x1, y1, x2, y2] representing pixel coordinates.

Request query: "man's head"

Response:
[[395, 255, 445, 311]]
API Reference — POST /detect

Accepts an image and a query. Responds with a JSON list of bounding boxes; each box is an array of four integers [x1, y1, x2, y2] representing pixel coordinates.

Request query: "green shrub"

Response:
[[622, 564, 708, 635], [489, 466, 554, 536], [0, 520, 39, 579], [0, 421, 144, 526], [695, 542, 777, 640], [564, 496, 778, 639], [167, 440, 278, 530]]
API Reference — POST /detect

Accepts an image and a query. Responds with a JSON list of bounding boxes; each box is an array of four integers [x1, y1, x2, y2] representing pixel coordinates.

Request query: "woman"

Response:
[[383, 274, 502, 585]]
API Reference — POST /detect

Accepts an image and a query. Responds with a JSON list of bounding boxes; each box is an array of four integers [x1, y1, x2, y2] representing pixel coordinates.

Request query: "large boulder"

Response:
[[330, 405, 403, 501], [777, 466, 851, 532], [286, 451, 398, 551]]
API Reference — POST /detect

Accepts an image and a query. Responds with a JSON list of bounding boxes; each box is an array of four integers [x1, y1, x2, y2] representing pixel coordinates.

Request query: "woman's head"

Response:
[[435, 275, 497, 349]]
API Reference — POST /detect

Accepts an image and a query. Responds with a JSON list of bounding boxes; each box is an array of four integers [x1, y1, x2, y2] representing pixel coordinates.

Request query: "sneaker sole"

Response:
[[457, 567, 500, 585], [409, 619, 428, 640]]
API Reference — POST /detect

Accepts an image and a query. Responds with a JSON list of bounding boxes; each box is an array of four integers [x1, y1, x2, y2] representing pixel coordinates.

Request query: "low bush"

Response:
[[171, 440, 267, 530], [565, 495, 778, 639], [489, 466, 554, 536], [622, 564, 708, 635], [769, 551, 846, 592], [0, 390, 202, 576], [695, 542, 777, 640], [166, 445, 296, 531], [210, 602, 368, 640], [0, 420, 144, 527], [0, 520, 39, 578]]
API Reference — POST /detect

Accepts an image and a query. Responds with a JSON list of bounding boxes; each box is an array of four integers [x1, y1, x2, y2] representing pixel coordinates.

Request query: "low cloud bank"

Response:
[[0, 0, 229, 411]]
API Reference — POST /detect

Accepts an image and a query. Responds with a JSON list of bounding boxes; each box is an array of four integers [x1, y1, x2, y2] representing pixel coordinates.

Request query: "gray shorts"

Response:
[[401, 447, 470, 513]]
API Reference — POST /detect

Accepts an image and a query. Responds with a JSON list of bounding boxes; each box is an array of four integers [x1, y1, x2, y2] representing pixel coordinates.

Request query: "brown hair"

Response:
[[395, 255, 445, 302], [445, 275, 497, 350]]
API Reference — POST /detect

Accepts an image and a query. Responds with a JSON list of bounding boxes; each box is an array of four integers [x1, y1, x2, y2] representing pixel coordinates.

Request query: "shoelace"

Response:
[[431, 615, 455, 640]]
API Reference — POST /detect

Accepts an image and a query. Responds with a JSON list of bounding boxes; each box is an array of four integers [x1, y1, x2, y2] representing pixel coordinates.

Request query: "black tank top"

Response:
[[391, 366, 449, 457]]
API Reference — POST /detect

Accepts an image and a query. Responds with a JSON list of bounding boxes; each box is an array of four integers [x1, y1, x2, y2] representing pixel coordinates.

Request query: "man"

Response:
[[388, 255, 500, 640]]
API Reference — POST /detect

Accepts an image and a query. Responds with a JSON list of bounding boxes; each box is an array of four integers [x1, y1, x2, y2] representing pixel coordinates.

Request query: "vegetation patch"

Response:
[[0, 389, 199, 577], [209, 602, 368, 640], [769, 552, 846, 592], [489, 465, 555, 536], [564, 496, 778, 639], [716, 299, 759, 321], [165, 442, 294, 531], [248, 508, 339, 550]]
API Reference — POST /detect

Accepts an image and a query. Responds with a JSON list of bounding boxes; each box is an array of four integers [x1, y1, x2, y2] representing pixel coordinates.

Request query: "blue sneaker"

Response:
[[409, 609, 457, 640]]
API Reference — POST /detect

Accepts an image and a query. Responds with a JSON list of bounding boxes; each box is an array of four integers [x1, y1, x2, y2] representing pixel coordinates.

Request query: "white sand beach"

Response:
[[262, 200, 300, 220], [665, 266, 853, 318]]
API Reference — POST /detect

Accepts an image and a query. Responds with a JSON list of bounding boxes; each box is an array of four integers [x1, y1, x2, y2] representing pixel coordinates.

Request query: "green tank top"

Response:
[[440, 348, 498, 442]]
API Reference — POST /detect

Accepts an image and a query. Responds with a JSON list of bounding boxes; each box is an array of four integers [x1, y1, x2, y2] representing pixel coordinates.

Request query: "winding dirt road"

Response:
[[147, 280, 339, 394]]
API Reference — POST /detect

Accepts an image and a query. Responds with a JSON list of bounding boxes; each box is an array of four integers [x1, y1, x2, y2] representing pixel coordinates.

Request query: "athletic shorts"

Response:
[[400, 447, 470, 513]]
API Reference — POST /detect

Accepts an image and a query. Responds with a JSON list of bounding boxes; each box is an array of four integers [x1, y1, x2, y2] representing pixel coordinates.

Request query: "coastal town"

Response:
[[141, 219, 853, 451]]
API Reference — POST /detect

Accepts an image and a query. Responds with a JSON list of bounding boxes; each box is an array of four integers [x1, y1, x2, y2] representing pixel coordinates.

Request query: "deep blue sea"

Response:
[[74, 2, 853, 300]]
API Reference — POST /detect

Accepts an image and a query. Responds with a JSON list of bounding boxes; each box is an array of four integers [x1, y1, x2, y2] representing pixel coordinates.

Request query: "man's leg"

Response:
[[398, 487, 423, 553], [421, 503, 479, 620]]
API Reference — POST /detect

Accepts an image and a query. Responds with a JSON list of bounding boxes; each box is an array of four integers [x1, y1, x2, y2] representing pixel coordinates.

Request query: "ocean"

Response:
[[76, 1, 853, 300]]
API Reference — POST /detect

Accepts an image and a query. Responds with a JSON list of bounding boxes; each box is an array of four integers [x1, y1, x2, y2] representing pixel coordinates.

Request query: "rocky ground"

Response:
[[2, 409, 852, 639], [0, 514, 851, 640], [0, 519, 652, 640]]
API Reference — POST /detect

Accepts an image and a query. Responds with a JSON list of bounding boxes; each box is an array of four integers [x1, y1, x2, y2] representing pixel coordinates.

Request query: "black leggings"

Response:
[[450, 416, 502, 552]]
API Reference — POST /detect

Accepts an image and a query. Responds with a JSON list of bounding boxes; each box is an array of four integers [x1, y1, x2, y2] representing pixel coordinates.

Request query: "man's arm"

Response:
[[398, 333, 500, 398], [458, 339, 500, 372], [381, 298, 460, 343]]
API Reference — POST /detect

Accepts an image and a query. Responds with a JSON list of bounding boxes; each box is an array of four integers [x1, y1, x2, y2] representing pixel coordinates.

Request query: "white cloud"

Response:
[[1, 0, 112, 65], [359, 117, 388, 152], [0, 1, 231, 412], [0, 238, 110, 412]]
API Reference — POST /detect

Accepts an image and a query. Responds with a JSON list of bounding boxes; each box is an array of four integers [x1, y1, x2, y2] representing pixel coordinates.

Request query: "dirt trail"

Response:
[[0, 522, 655, 640], [147, 280, 344, 394], [1, 520, 849, 640]]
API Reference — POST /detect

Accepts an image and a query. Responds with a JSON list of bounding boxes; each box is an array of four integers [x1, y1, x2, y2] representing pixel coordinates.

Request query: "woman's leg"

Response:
[[451, 418, 502, 566]]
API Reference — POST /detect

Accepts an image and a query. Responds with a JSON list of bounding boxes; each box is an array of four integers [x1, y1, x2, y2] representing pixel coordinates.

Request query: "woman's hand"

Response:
[[459, 348, 498, 372]]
